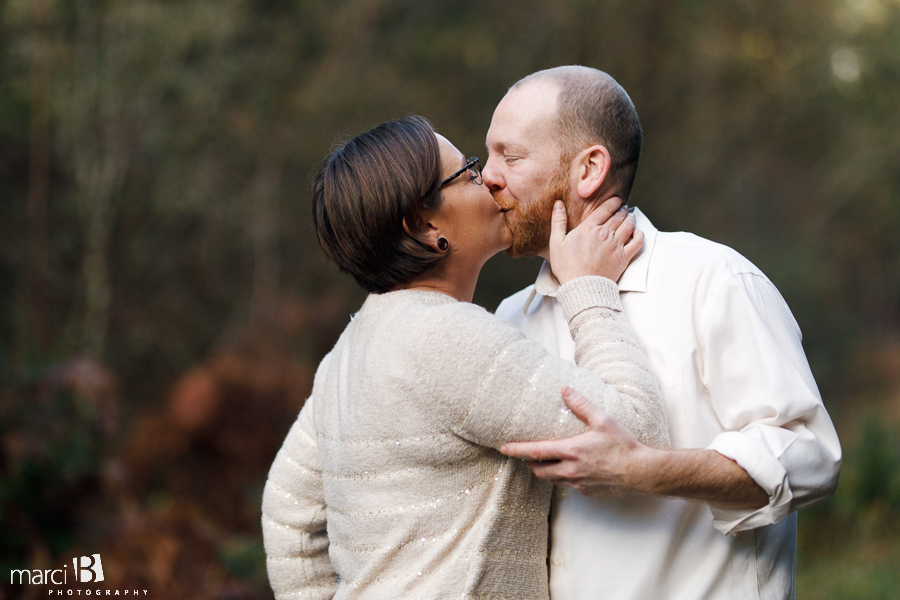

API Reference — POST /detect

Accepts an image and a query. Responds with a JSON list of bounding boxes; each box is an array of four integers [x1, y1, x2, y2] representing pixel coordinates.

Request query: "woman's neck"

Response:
[[396, 260, 482, 303]]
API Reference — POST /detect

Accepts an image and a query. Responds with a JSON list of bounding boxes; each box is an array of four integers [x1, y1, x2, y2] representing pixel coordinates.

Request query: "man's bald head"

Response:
[[510, 66, 642, 200]]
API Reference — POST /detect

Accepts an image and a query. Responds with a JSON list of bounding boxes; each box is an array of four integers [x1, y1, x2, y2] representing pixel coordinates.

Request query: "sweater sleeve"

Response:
[[261, 393, 338, 600], [413, 276, 669, 449]]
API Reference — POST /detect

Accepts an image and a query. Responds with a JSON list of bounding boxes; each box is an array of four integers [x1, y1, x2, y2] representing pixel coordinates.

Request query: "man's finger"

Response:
[[526, 461, 574, 481], [500, 439, 568, 462], [548, 201, 568, 246], [562, 386, 606, 427]]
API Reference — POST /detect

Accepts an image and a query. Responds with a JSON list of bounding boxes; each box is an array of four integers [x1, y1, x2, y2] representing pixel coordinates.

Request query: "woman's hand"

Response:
[[548, 197, 643, 284]]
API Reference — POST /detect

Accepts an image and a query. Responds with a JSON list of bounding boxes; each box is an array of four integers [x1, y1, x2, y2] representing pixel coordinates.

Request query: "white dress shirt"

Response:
[[496, 208, 841, 600]]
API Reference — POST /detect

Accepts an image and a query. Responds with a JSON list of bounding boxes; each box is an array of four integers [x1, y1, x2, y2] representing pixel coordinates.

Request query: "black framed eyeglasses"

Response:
[[440, 157, 483, 189]]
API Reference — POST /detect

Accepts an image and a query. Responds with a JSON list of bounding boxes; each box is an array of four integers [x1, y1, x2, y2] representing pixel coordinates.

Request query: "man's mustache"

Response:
[[493, 194, 517, 212]]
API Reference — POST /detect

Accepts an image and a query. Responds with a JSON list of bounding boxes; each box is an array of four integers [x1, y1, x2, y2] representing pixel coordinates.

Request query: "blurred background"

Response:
[[1, 0, 898, 598]]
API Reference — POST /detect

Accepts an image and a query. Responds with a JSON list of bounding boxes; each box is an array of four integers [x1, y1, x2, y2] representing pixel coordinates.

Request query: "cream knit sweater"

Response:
[[262, 276, 668, 600]]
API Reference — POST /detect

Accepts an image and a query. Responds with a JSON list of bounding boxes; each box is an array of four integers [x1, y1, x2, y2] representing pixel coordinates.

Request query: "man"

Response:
[[485, 66, 842, 600]]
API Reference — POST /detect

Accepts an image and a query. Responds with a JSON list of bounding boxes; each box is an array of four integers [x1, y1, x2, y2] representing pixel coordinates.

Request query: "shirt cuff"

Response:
[[706, 431, 793, 534], [556, 276, 622, 322]]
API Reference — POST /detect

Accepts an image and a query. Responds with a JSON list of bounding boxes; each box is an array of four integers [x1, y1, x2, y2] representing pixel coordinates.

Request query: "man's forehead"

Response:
[[506, 79, 560, 111], [489, 81, 559, 146]]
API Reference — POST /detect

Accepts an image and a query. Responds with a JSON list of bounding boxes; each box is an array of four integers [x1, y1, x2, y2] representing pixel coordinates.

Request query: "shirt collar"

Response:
[[522, 207, 659, 313]]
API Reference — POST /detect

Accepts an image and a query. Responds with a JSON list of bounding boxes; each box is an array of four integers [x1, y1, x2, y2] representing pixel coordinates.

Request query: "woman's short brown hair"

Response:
[[311, 116, 446, 293]]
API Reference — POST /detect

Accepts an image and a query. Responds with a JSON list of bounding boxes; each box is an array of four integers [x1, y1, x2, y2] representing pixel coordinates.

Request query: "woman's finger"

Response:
[[583, 196, 623, 228], [614, 212, 637, 237], [623, 230, 644, 261], [600, 211, 627, 246], [548, 200, 568, 248], [609, 213, 634, 246]]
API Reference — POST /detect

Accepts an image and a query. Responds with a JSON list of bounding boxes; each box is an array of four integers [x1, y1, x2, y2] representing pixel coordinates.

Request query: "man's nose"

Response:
[[481, 158, 503, 191]]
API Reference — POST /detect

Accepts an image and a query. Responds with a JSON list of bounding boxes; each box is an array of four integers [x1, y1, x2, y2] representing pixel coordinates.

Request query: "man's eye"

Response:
[[505, 156, 520, 164]]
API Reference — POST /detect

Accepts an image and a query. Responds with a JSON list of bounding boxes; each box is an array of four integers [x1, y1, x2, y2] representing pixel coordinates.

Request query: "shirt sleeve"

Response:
[[411, 276, 670, 450], [700, 272, 842, 533], [261, 393, 339, 600]]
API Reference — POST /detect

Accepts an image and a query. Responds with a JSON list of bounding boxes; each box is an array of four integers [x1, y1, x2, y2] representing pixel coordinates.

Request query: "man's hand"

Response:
[[500, 386, 649, 496], [500, 387, 770, 509], [548, 198, 643, 285]]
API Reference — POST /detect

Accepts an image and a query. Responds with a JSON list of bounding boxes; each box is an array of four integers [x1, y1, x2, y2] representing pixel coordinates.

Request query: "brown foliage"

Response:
[[89, 297, 341, 598]]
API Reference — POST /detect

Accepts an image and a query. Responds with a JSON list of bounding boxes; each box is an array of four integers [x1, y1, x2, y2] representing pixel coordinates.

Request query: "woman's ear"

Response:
[[403, 217, 443, 252], [575, 145, 612, 199]]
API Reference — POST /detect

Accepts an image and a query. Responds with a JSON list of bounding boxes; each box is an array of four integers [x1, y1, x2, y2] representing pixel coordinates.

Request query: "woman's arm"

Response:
[[261, 395, 338, 600], [409, 199, 666, 449], [411, 275, 668, 451], [557, 275, 668, 447]]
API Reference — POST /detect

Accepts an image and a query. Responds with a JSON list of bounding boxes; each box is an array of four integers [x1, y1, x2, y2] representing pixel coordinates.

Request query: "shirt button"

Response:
[[558, 488, 567, 498], [554, 555, 564, 566]]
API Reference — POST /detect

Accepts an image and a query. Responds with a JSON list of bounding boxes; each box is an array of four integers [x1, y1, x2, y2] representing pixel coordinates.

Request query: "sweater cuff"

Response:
[[557, 276, 622, 322]]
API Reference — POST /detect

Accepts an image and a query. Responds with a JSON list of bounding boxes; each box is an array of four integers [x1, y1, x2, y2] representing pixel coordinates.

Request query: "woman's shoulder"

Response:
[[358, 289, 516, 342], [362, 289, 496, 324], [408, 294, 514, 332], [351, 291, 529, 369], [404, 297, 527, 361]]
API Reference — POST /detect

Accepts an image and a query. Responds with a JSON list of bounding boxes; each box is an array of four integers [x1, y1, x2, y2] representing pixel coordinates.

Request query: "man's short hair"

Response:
[[513, 66, 643, 200], [311, 116, 446, 293]]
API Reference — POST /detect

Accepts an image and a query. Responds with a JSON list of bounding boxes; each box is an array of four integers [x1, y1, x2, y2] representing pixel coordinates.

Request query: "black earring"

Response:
[[437, 237, 449, 252]]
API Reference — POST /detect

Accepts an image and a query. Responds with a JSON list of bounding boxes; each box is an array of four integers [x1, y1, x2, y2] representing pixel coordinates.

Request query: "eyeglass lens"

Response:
[[468, 158, 483, 185]]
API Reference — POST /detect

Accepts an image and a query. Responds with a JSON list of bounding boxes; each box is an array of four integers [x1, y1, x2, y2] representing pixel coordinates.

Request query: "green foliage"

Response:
[[844, 416, 900, 511], [797, 412, 900, 599], [0, 379, 109, 565], [217, 535, 267, 584], [798, 539, 900, 600]]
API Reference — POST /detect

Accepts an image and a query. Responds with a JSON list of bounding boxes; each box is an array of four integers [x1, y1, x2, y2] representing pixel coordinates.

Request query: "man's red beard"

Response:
[[497, 164, 571, 258]]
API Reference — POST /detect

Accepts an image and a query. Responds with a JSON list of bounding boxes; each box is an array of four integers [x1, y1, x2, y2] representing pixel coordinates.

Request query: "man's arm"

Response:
[[503, 272, 841, 531], [501, 387, 767, 509]]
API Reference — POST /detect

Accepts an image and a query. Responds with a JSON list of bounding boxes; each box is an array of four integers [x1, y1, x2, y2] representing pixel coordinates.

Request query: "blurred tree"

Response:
[[59, 2, 131, 358], [26, 0, 52, 352]]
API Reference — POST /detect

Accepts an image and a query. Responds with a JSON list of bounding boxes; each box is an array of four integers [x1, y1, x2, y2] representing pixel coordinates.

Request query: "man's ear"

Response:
[[403, 217, 443, 252], [574, 145, 611, 200]]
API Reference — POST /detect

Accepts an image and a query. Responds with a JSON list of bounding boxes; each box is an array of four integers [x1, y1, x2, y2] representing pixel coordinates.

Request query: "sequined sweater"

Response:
[[262, 276, 669, 600]]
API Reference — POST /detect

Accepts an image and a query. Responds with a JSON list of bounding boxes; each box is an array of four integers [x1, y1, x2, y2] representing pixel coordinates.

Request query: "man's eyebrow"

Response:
[[490, 140, 530, 156]]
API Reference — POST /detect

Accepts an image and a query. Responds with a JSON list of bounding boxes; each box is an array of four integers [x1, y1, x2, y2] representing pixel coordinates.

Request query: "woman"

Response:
[[262, 116, 668, 600]]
